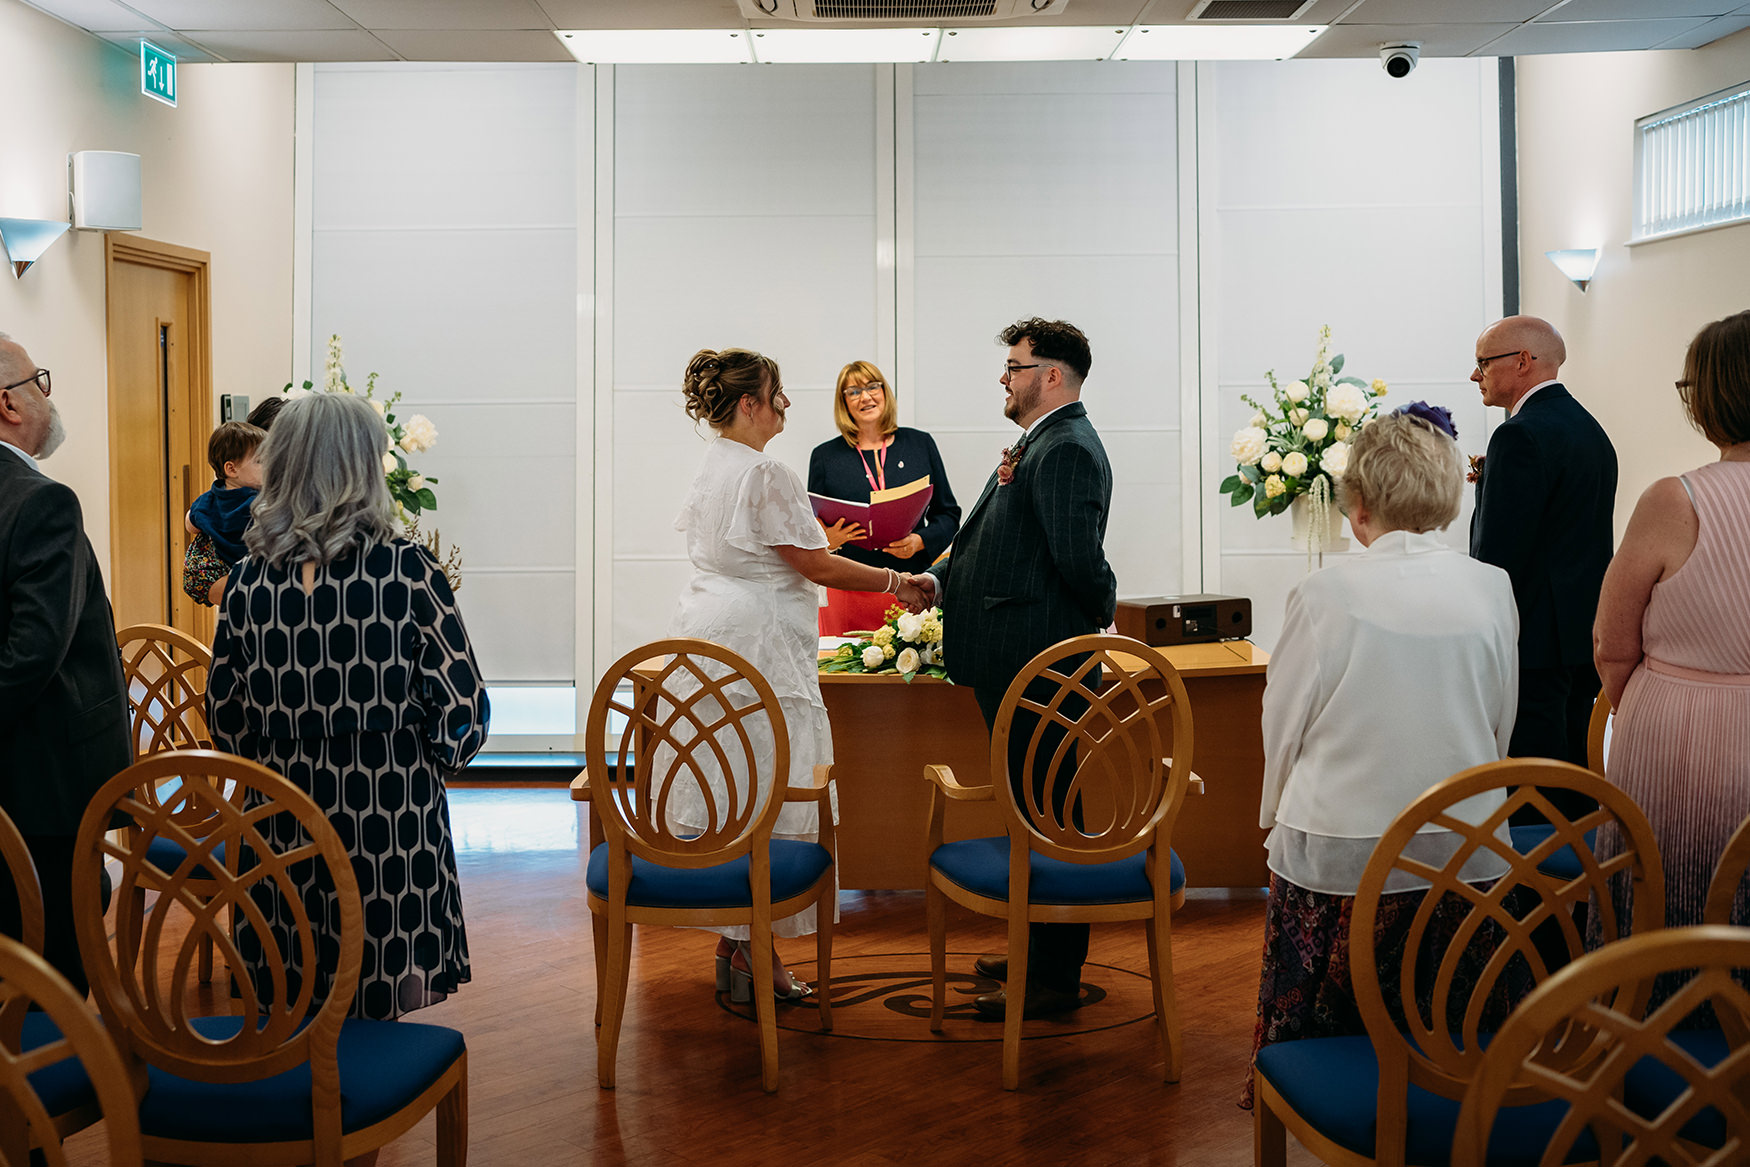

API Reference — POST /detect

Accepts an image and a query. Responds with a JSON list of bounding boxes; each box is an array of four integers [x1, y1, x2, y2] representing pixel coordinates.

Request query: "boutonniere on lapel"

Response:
[[996, 442, 1025, 486], [1467, 454, 1485, 485]]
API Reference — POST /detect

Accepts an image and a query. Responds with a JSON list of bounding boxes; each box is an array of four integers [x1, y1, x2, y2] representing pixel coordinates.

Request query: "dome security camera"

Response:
[[1380, 42, 1421, 78]]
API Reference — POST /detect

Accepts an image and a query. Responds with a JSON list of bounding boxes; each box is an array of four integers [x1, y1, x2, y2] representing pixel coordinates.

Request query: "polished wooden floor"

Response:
[[63, 784, 1323, 1166]]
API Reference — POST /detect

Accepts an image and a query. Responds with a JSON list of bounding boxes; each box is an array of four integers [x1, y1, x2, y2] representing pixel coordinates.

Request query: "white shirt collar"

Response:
[[1022, 401, 1075, 440], [1510, 379, 1560, 418], [0, 439, 38, 472], [1363, 528, 1450, 556]]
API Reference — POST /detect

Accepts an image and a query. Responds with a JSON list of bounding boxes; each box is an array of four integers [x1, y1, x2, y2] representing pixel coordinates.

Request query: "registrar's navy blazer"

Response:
[[1469, 383, 1617, 671], [928, 401, 1118, 702]]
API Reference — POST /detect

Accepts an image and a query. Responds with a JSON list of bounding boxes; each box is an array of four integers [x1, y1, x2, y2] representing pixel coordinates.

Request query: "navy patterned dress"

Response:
[[208, 537, 488, 1020]]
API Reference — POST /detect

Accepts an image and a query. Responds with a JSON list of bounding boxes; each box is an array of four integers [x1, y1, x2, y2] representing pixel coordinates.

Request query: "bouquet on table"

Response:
[[820, 605, 947, 683], [1219, 325, 1388, 553]]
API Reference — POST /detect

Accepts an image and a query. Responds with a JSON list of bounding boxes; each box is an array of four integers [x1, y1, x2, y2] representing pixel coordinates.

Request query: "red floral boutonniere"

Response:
[[1467, 454, 1485, 485], [997, 443, 1025, 486]]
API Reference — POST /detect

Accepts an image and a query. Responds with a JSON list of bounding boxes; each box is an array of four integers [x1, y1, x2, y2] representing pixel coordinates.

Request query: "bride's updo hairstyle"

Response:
[[682, 348, 781, 430]]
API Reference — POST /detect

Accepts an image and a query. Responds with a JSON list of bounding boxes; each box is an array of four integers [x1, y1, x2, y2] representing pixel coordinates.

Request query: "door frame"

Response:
[[104, 234, 214, 640]]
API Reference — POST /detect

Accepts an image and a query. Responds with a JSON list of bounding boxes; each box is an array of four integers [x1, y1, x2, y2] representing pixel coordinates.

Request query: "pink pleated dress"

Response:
[[1606, 459, 1750, 933]]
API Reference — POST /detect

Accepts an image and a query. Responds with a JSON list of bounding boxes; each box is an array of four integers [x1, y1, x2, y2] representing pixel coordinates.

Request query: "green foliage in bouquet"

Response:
[[819, 605, 948, 684]]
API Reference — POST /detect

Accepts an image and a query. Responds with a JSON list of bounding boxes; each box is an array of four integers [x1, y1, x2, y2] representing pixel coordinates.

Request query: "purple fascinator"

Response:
[[1393, 400, 1458, 441]]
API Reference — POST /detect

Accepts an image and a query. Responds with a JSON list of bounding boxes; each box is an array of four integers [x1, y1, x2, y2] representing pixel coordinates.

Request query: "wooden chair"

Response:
[[574, 639, 835, 1093], [70, 749, 468, 1167], [1704, 812, 1750, 927], [117, 624, 231, 984], [0, 935, 143, 1167], [923, 634, 1195, 1090], [1255, 758, 1665, 1167], [1507, 690, 1614, 882], [1453, 925, 1750, 1166]]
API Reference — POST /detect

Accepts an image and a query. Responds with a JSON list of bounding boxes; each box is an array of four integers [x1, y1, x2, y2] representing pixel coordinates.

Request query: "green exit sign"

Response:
[[141, 40, 176, 106]]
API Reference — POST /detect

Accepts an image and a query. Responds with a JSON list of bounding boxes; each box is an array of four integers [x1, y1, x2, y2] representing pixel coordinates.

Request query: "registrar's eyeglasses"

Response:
[[0, 369, 49, 397], [843, 384, 885, 400]]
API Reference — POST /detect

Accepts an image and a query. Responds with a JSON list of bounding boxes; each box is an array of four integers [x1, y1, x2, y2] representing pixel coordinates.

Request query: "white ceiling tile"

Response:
[[373, 29, 574, 60], [95, 29, 223, 62], [122, 0, 356, 31], [176, 28, 395, 60], [1544, 0, 1738, 18], [1338, 0, 1558, 21], [1297, 22, 1517, 58], [1491, 17, 1713, 53], [20, 0, 168, 33], [532, 0, 745, 30], [1653, 12, 1750, 45], [329, 0, 553, 30]]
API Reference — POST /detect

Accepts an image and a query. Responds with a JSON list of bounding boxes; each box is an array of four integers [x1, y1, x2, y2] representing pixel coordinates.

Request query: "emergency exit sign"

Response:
[[141, 40, 176, 106]]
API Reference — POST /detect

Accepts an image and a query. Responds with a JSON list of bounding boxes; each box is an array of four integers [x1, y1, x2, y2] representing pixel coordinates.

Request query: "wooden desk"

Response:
[[820, 640, 1270, 891]]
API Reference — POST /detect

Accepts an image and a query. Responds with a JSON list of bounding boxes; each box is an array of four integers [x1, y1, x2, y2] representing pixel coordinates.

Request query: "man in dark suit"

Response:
[[1469, 315, 1617, 779], [910, 317, 1118, 1019], [0, 332, 132, 995]]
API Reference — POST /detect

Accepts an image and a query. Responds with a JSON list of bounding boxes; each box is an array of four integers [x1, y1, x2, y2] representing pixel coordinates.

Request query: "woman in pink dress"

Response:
[[1595, 309, 1750, 968]]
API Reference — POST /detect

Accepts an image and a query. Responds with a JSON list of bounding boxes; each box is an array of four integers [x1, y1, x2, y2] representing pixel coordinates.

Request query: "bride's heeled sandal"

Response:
[[720, 939, 813, 1003]]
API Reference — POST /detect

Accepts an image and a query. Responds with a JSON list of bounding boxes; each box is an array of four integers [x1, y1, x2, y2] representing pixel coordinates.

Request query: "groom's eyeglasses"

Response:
[[1002, 363, 1043, 378], [0, 368, 50, 397]]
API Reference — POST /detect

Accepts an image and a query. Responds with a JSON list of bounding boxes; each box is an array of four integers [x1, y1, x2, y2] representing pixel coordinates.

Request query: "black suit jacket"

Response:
[[927, 402, 1117, 705], [0, 449, 132, 836], [1469, 384, 1617, 671]]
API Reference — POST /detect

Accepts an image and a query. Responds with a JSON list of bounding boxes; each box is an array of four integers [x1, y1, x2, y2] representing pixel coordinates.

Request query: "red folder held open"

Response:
[[809, 477, 933, 551]]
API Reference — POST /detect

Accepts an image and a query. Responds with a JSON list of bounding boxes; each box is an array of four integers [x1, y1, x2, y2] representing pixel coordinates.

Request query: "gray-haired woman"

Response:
[[207, 391, 489, 1020]]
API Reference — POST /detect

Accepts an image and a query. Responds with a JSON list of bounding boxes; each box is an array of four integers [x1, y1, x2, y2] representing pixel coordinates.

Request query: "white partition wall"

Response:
[[309, 64, 583, 722], [1203, 58, 1503, 651], [910, 62, 1185, 601], [606, 64, 883, 661]]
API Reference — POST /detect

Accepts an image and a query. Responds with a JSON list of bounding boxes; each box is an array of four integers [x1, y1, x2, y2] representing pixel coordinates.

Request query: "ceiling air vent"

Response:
[[1187, 0, 1317, 19], [737, 0, 1068, 20]]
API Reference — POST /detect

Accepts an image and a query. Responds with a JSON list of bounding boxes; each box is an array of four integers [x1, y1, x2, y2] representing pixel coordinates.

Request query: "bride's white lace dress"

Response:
[[663, 437, 838, 938]]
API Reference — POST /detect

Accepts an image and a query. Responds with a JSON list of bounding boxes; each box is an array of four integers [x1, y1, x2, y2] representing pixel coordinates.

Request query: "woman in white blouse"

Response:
[[1242, 406, 1519, 1107]]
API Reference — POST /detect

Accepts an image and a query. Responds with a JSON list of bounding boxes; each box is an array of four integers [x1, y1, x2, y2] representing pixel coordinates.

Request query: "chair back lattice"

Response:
[[586, 639, 790, 867], [1586, 690, 1612, 777], [1453, 926, 1750, 1167], [71, 750, 364, 1084], [117, 624, 212, 758], [0, 806, 41, 962], [1353, 759, 1665, 1109], [0, 936, 143, 1167], [989, 635, 1194, 864], [1705, 812, 1750, 927]]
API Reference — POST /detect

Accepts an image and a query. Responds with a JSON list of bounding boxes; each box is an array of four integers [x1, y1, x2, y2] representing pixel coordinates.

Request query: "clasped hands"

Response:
[[892, 572, 936, 614]]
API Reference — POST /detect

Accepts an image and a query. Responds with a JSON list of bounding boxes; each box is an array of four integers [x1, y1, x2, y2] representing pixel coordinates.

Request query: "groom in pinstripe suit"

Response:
[[909, 317, 1118, 1019]]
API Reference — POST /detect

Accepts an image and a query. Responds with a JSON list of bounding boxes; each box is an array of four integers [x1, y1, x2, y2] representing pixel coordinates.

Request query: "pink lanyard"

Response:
[[858, 441, 887, 493]]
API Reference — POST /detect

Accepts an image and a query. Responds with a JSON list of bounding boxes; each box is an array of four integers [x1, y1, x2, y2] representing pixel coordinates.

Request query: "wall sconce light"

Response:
[[1545, 248, 1600, 293], [0, 217, 71, 279]]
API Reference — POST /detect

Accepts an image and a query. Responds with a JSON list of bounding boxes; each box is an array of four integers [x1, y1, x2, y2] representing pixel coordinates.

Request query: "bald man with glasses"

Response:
[[0, 333, 132, 996], [1469, 315, 1617, 787]]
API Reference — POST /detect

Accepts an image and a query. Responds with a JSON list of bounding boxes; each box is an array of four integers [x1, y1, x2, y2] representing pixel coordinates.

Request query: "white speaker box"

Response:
[[68, 151, 142, 231]]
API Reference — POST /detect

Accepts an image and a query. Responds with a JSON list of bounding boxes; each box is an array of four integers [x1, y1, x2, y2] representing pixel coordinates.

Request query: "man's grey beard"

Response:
[[36, 401, 66, 459]]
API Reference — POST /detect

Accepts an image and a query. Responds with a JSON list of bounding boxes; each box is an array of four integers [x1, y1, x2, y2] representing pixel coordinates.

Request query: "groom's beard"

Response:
[[36, 401, 66, 459]]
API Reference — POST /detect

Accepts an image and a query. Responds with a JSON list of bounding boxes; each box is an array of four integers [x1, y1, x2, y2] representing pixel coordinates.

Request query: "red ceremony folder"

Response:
[[809, 477, 933, 551]]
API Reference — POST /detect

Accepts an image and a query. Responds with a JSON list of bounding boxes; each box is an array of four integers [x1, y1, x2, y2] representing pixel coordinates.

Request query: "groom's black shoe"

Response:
[[972, 985, 1082, 1020]]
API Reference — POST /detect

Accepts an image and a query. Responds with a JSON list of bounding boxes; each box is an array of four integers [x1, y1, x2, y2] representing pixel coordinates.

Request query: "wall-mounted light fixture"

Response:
[[1545, 248, 1601, 293], [0, 217, 71, 279]]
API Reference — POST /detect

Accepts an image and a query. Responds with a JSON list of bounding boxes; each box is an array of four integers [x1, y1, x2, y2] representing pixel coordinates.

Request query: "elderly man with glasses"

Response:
[[0, 332, 132, 996], [1468, 314, 1618, 791]]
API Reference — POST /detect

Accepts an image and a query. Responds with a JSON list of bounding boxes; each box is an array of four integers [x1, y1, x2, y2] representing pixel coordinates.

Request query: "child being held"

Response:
[[183, 421, 265, 605]]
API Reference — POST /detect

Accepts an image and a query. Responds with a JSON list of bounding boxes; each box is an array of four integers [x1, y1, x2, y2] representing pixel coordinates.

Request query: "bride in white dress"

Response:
[[668, 348, 927, 999]]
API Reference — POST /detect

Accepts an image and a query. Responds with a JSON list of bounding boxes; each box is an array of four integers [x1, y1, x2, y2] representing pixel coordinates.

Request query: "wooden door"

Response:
[[105, 237, 213, 643]]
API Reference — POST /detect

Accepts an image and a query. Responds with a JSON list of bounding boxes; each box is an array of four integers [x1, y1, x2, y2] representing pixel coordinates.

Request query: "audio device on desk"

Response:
[[1115, 595, 1252, 646]]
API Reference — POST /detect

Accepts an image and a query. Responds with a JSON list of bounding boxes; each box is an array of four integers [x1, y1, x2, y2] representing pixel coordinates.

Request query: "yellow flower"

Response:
[[1371, 379, 1389, 396], [1264, 474, 1286, 499], [882, 643, 896, 661], [872, 626, 894, 647]]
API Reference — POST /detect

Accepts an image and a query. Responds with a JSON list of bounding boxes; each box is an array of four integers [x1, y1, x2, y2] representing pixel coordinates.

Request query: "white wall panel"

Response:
[[455, 571, 576, 683]]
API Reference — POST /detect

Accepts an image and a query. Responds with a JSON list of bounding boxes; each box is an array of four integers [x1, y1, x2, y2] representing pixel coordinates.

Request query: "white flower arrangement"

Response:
[[821, 605, 948, 683], [1220, 325, 1387, 520], [284, 334, 440, 517]]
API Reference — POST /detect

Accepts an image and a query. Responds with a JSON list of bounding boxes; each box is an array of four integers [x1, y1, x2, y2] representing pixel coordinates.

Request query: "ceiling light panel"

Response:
[[751, 27, 940, 62], [1117, 24, 1325, 59], [936, 25, 1126, 61], [554, 29, 753, 63]]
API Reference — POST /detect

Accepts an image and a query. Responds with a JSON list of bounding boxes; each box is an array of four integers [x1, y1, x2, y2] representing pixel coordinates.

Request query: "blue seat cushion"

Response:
[[23, 1012, 97, 1117], [1508, 824, 1598, 882], [585, 840, 832, 909], [1256, 1035, 1597, 1166], [138, 1015, 465, 1142], [929, 836, 1185, 905], [1623, 1028, 1728, 1148], [146, 835, 226, 881]]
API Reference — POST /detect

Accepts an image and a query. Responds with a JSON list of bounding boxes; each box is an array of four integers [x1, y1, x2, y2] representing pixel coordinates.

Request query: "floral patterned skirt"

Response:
[[1241, 872, 1522, 1108]]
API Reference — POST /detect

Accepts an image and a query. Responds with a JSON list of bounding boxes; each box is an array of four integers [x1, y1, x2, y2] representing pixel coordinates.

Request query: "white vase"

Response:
[[1289, 494, 1350, 554]]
